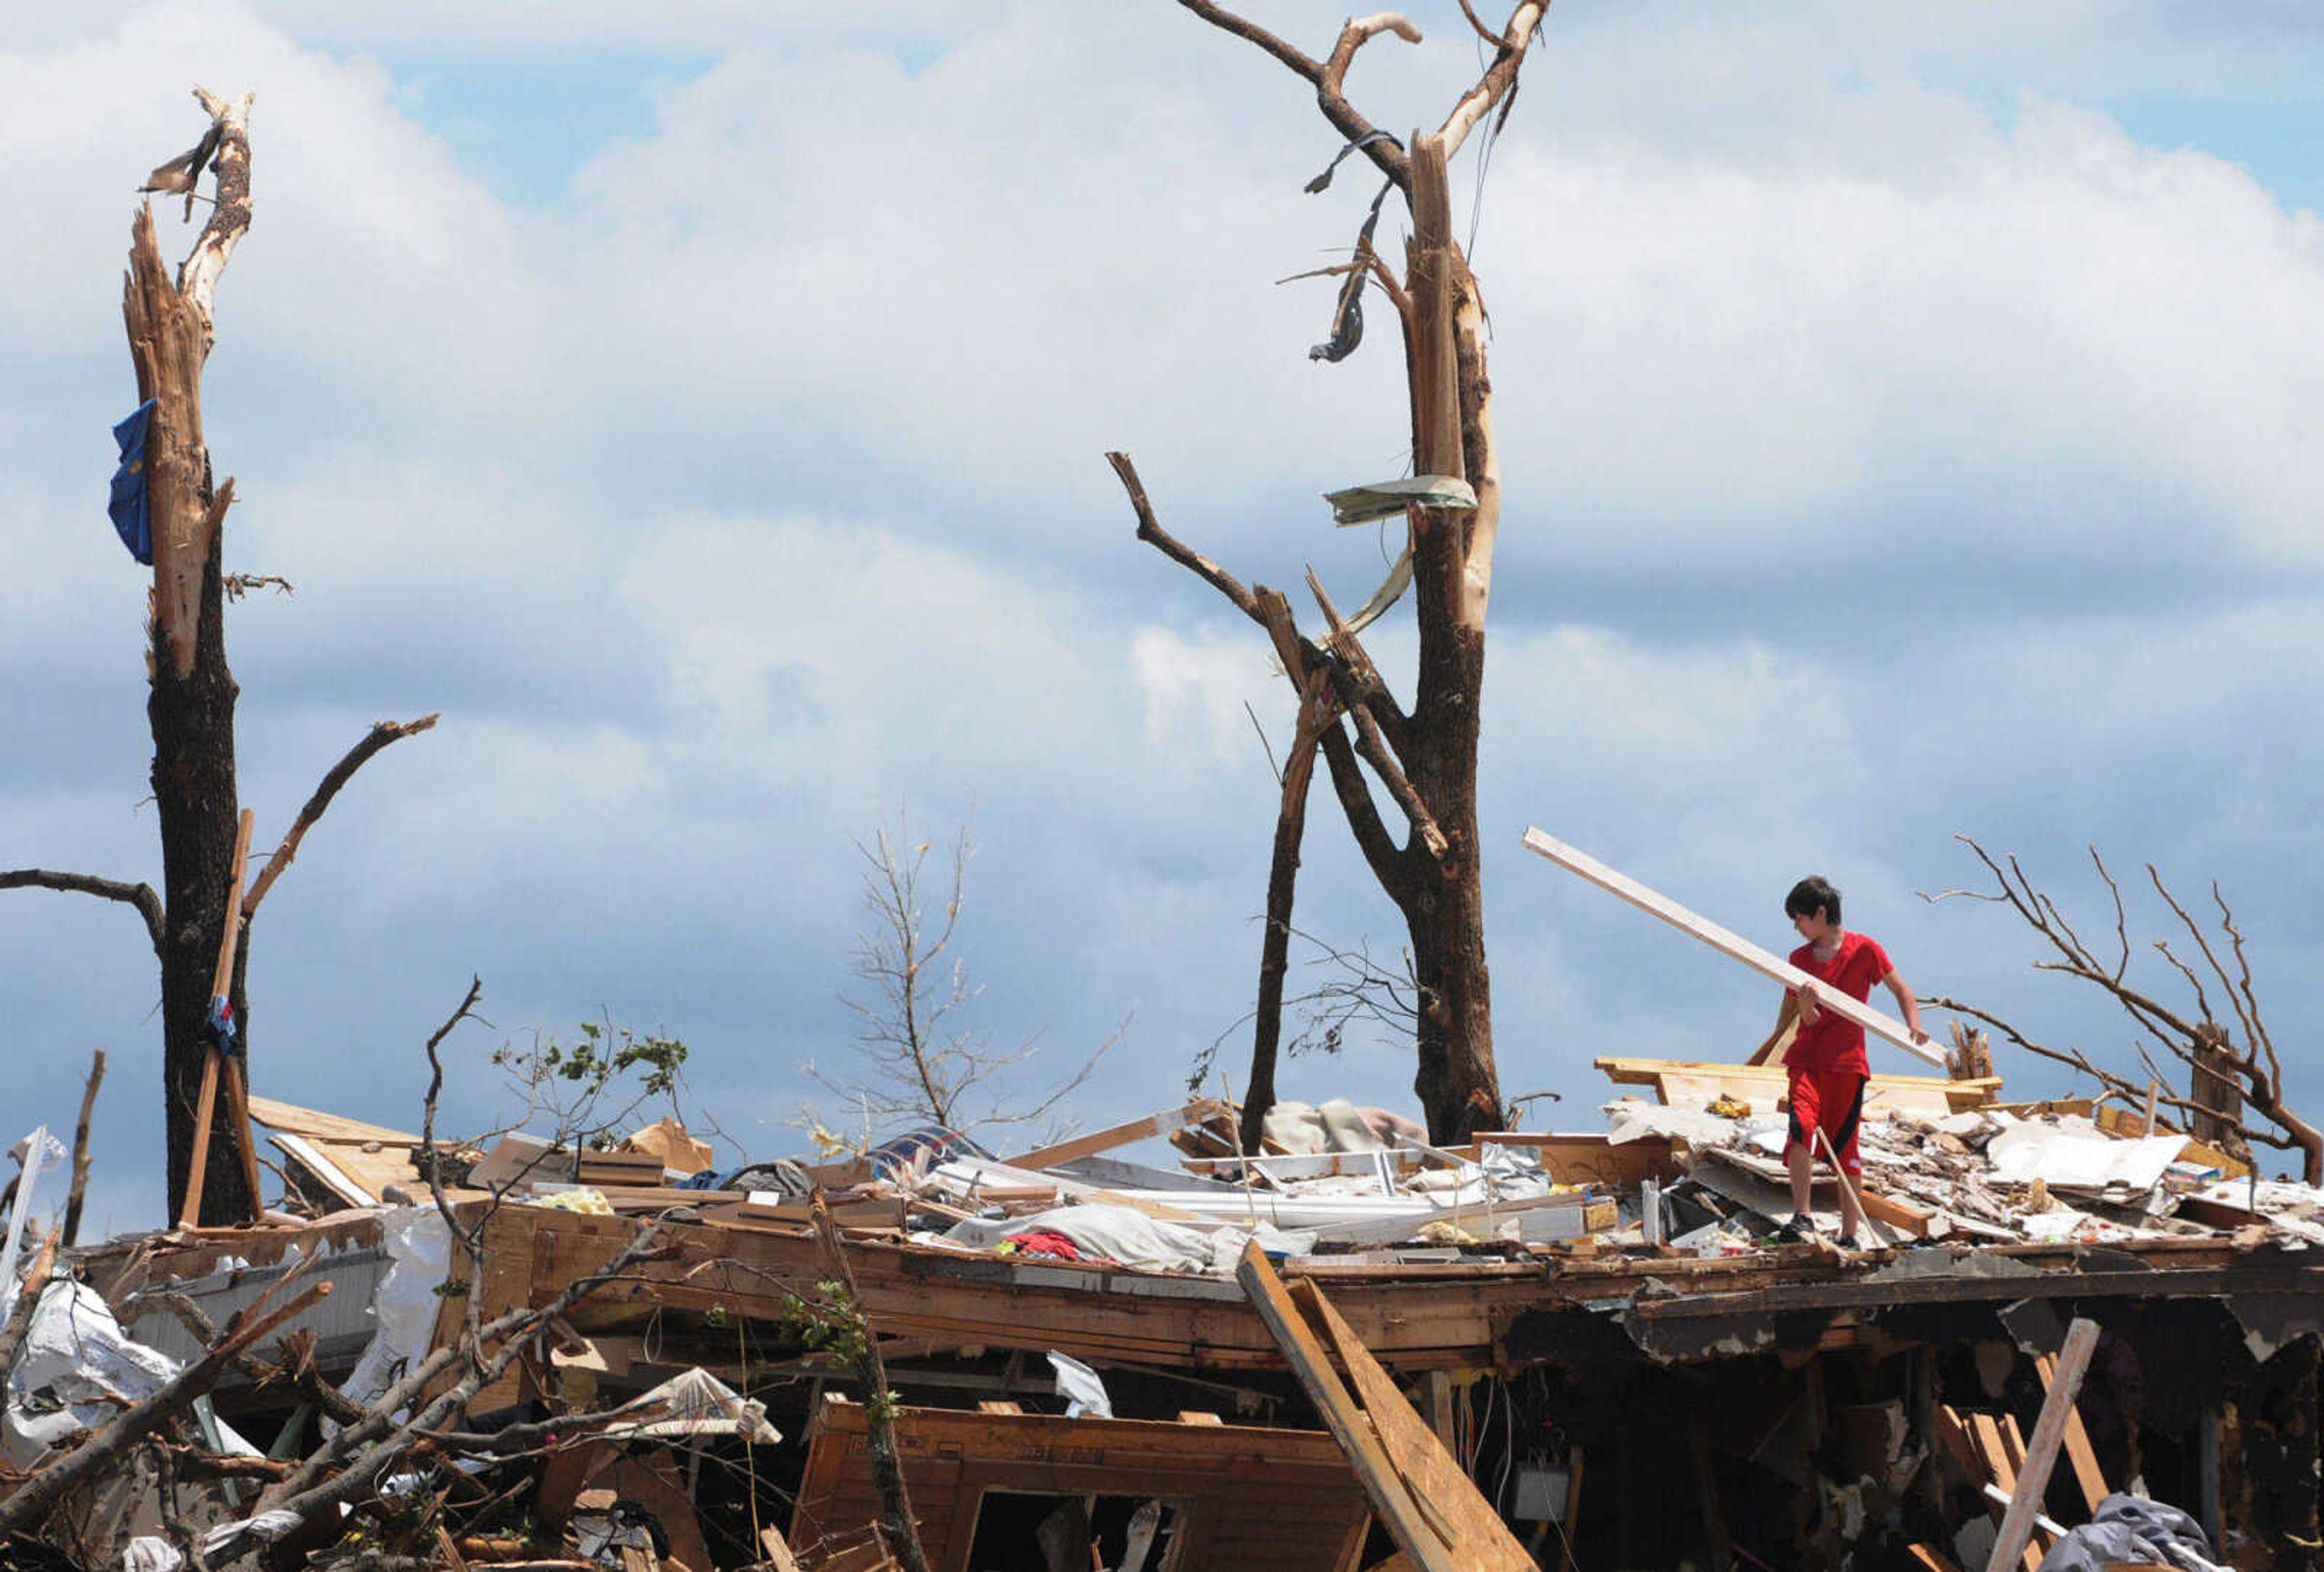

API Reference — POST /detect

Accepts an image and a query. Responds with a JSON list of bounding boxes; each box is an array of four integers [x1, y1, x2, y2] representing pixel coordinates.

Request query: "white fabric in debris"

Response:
[[1049, 1351, 1113, 1419], [1260, 1099, 1387, 1155], [338, 1205, 453, 1419], [945, 1204, 1311, 1273], [0, 1126, 68, 1323], [1986, 1123, 2187, 1190], [4, 1280, 258, 1464]]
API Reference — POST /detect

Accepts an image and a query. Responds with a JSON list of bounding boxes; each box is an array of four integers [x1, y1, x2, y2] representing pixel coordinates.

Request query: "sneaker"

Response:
[[1836, 1233, 1862, 1251], [1769, 1213, 1816, 1245]]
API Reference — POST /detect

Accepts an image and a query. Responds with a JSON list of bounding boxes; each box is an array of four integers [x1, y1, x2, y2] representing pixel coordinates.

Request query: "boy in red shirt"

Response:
[[1770, 875, 1928, 1248]]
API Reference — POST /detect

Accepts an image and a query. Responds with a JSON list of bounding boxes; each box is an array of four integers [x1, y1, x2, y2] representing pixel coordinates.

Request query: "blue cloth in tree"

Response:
[[109, 400, 158, 565]]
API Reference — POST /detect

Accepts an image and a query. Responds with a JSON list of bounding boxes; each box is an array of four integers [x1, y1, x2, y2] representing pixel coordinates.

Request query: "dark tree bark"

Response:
[[1112, 4, 1544, 1142], [123, 93, 255, 1228], [4, 90, 434, 1225]]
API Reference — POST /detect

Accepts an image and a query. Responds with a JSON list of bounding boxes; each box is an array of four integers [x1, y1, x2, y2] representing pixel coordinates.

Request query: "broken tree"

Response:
[[1110, 1, 1548, 1145], [0, 88, 435, 1224], [1927, 837, 2323, 1183]]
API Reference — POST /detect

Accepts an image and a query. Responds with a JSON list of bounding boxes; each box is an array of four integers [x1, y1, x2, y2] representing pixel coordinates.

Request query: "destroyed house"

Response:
[[10, 1052, 2322, 1572]]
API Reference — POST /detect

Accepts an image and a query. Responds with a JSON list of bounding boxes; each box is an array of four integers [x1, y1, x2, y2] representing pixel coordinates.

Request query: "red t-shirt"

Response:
[[1786, 931, 1891, 1075]]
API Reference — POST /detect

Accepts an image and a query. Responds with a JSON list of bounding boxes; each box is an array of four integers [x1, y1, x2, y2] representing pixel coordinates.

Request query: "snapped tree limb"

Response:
[[0, 870, 165, 950], [243, 714, 442, 922], [1926, 835, 2322, 1182]]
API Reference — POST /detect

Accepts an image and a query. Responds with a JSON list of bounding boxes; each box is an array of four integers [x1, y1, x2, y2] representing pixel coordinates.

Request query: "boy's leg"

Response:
[[1815, 1072, 1871, 1240], [1784, 1070, 1822, 1223]]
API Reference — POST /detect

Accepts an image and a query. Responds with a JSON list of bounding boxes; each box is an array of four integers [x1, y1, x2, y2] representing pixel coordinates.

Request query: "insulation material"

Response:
[[339, 1205, 454, 1416]]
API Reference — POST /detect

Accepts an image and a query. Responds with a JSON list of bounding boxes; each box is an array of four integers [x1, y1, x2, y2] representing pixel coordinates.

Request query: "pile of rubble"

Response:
[[1, 1054, 2319, 1570]]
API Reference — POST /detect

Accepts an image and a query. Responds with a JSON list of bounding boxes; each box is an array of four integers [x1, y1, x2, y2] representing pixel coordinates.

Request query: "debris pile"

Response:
[[1, 1053, 2319, 1570]]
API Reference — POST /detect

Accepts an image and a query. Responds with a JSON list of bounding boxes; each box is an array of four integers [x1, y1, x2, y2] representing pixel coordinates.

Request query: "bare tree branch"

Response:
[[1931, 836, 2323, 1180], [815, 808, 1117, 1139], [1109, 451, 1261, 619], [0, 1277, 330, 1541], [2150, 865, 2263, 1068], [64, 1050, 105, 1248], [1173, 1, 1414, 191], [242, 714, 440, 922], [177, 88, 254, 337], [1321, 15, 1423, 103], [0, 869, 164, 950], [1455, 0, 1507, 48], [1437, 2, 1549, 159], [1316, 723, 1408, 897]]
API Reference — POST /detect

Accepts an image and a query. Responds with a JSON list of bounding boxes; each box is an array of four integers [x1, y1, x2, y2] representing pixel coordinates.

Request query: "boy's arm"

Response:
[[1882, 969, 1929, 1045], [1748, 990, 1799, 1067]]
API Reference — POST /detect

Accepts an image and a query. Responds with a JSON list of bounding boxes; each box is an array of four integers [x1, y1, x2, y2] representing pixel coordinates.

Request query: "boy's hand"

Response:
[[1796, 985, 1822, 1025]]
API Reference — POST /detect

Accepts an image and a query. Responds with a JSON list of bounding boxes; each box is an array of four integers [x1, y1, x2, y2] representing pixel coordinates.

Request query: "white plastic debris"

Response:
[[338, 1205, 454, 1420], [5, 1281, 257, 1465], [0, 1125, 68, 1323], [1049, 1350, 1113, 1419]]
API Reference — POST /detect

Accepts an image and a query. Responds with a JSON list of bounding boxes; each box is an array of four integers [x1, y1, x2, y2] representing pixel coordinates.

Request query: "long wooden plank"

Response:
[[1236, 1243, 1463, 1572], [1986, 1320, 2102, 1572], [2036, 1351, 2109, 1514], [1292, 1278, 1535, 1572], [179, 809, 255, 1228], [1523, 829, 1943, 1066], [1966, 1415, 2043, 1572], [1004, 1099, 1227, 1171]]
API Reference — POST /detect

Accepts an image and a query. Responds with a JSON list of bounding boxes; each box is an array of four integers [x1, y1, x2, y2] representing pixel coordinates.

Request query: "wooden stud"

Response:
[[1983, 1318, 2101, 1572], [2035, 1350, 2109, 1514], [1235, 1245, 1465, 1572], [177, 807, 254, 1228]]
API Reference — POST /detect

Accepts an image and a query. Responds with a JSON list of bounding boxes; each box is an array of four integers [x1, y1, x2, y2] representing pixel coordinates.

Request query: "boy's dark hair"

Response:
[[1785, 876, 1842, 925]]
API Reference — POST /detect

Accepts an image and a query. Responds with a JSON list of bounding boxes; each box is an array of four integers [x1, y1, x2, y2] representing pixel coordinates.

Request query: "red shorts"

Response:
[[1786, 1068, 1866, 1177]]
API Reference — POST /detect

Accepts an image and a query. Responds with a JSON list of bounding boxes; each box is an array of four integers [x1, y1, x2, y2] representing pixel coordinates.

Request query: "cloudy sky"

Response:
[[5, 2, 2323, 1231]]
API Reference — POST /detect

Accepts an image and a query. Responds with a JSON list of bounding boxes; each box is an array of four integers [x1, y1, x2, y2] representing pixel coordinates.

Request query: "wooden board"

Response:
[[2034, 1350, 2107, 1514], [1594, 1057, 1998, 1112], [1239, 1244, 1532, 1572], [1986, 1319, 2101, 1572], [1965, 1414, 2043, 1572], [1003, 1100, 1229, 1171], [792, 1392, 1368, 1572], [1525, 828, 1945, 1066]]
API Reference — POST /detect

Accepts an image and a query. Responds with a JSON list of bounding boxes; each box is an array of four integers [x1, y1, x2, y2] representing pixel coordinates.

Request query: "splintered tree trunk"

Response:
[[1398, 134, 1500, 1142], [1123, 9, 1546, 1148], [124, 145, 256, 1226]]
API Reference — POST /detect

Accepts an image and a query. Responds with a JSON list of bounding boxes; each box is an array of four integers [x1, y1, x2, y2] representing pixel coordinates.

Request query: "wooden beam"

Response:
[[1594, 1056, 1997, 1108], [1983, 1318, 2101, 1572], [2035, 1350, 2109, 1515], [1966, 1413, 2043, 1572], [1525, 829, 1943, 1066], [1859, 1185, 1948, 1241], [178, 807, 255, 1228], [1006, 1101, 1229, 1171], [1237, 1243, 1459, 1572], [1288, 1274, 1535, 1572]]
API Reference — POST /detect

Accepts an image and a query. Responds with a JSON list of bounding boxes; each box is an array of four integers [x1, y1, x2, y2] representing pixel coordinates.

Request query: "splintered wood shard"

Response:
[[1521, 826, 1944, 1067]]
